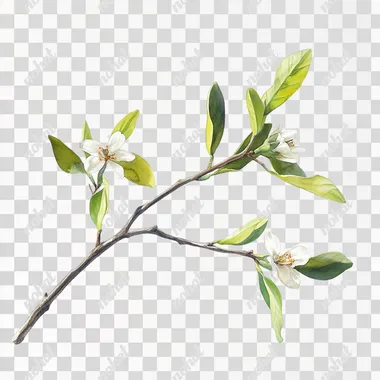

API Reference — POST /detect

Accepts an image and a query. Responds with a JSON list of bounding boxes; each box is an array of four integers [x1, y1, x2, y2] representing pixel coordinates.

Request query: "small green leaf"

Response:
[[82, 121, 93, 158], [97, 163, 107, 188], [295, 252, 353, 280], [258, 272, 284, 343], [90, 177, 109, 231], [270, 158, 306, 177], [246, 88, 264, 135], [215, 218, 268, 245], [256, 256, 273, 271], [117, 154, 155, 188], [206, 82, 225, 156], [262, 49, 312, 115], [48, 135, 86, 174], [261, 164, 346, 203], [112, 110, 140, 140], [255, 254, 270, 259]]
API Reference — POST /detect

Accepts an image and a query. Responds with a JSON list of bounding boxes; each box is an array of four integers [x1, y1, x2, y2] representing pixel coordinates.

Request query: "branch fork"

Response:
[[13, 149, 255, 345]]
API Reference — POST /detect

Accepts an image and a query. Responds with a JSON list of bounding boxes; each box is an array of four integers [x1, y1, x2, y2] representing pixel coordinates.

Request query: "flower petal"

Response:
[[84, 156, 102, 173], [287, 244, 310, 267], [292, 147, 306, 153], [114, 150, 135, 162], [274, 142, 291, 154], [281, 130, 297, 140], [108, 131, 125, 153], [108, 160, 125, 178], [264, 230, 281, 257], [275, 264, 300, 289], [81, 140, 103, 156]]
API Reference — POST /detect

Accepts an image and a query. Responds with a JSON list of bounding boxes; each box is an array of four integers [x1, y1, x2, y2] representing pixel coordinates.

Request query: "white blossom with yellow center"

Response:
[[80, 131, 135, 178], [264, 230, 310, 289], [271, 127, 305, 163]]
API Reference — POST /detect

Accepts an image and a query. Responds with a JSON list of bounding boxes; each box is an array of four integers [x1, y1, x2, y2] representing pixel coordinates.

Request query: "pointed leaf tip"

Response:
[[112, 110, 140, 140]]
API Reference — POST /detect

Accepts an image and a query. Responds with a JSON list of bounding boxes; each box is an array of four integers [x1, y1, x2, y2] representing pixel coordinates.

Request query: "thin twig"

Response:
[[125, 226, 256, 259], [12, 148, 253, 344]]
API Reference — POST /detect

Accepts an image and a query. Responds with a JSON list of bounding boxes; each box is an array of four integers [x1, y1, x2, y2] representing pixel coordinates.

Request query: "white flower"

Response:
[[270, 127, 305, 163], [264, 230, 310, 289], [80, 131, 135, 178]]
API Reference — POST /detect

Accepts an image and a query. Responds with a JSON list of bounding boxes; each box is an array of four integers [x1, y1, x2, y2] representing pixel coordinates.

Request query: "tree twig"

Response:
[[12, 149, 253, 345], [125, 226, 256, 259]]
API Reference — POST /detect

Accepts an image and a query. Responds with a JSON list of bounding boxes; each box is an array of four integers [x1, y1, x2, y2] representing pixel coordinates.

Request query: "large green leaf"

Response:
[[48, 135, 86, 174], [295, 252, 353, 280], [112, 110, 139, 140], [262, 165, 345, 203], [258, 272, 284, 343], [205, 82, 225, 156], [82, 121, 93, 159], [270, 158, 306, 177], [215, 218, 267, 245], [246, 88, 264, 135], [117, 154, 155, 188], [262, 49, 312, 115], [89, 176, 109, 230]]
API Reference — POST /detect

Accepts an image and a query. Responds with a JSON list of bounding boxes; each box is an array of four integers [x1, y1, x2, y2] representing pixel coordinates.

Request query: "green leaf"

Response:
[[251, 123, 272, 152], [295, 252, 353, 280], [112, 110, 140, 140], [48, 135, 86, 174], [262, 49, 312, 115], [270, 158, 306, 177], [261, 164, 346, 203], [215, 218, 268, 245], [117, 154, 155, 188], [211, 133, 253, 177], [246, 88, 264, 135], [89, 177, 109, 230], [205, 82, 225, 156], [258, 273, 270, 307], [256, 256, 273, 271], [207, 123, 272, 178], [258, 272, 284, 343], [97, 163, 107, 188], [82, 121, 93, 158]]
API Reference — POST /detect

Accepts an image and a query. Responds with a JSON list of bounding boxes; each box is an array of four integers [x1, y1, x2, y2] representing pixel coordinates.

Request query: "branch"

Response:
[[125, 226, 256, 259], [121, 149, 249, 232], [13, 149, 252, 344], [13, 231, 125, 344]]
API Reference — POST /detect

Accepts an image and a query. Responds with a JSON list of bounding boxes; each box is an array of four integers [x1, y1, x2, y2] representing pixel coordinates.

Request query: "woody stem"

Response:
[[12, 148, 254, 344]]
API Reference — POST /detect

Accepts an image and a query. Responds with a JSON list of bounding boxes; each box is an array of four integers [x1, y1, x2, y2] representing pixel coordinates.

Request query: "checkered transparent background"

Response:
[[0, 0, 378, 378]]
